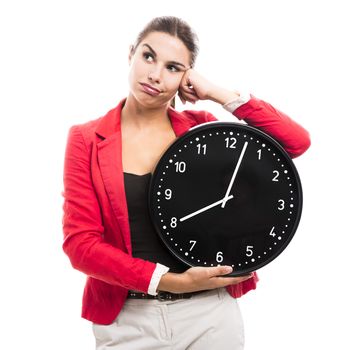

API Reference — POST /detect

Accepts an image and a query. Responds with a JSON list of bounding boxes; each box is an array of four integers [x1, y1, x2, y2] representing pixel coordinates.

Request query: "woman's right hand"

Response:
[[157, 265, 253, 294]]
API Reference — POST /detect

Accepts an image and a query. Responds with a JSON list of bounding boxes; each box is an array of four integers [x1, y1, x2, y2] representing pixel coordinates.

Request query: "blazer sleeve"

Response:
[[232, 95, 311, 158], [62, 126, 156, 293]]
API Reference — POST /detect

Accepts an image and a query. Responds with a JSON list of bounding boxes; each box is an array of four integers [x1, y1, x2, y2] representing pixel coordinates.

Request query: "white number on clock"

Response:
[[189, 240, 197, 251], [216, 251, 224, 263], [257, 149, 262, 160], [278, 199, 285, 210], [164, 189, 172, 200], [175, 161, 186, 173], [170, 217, 177, 228], [197, 143, 207, 155], [224, 137, 237, 149], [269, 226, 276, 237], [246, 246, 254, 257], [272, 170, 279, 182]]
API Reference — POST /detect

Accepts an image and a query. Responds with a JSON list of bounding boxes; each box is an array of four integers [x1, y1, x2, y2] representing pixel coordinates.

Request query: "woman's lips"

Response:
[[140, 83, 161, 96]]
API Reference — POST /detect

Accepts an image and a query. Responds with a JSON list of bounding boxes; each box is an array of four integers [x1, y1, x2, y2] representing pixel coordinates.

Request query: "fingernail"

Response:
[[224, 266, 233, 273]]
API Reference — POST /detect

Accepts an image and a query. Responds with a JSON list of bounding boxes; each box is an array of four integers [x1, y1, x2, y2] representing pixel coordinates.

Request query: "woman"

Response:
[[62, 16, 310, 349]]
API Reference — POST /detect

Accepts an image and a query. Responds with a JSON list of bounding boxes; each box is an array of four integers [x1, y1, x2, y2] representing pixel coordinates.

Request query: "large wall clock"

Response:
[[149, 121, 303, 276]]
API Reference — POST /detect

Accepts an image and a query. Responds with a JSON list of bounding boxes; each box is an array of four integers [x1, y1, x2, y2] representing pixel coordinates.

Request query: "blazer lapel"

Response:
[[95, 100, 132, 254]]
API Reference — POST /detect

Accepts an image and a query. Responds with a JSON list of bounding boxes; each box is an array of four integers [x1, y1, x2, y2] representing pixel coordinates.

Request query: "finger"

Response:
[[218, 273, 253, 284], [178, 91, 186, 105], [180, 84, 194, 91], [213, 277, 251, 288], [208, 265, 233, 277], [181, 85, 197, 96], [178, 90, 193, 104], [179, 91, 199, 104]]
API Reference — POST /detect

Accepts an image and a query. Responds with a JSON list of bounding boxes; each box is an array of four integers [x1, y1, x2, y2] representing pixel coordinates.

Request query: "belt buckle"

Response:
[[157, 291, 169, 301]]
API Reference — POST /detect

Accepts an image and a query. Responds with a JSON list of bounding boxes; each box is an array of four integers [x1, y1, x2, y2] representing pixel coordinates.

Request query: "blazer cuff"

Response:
[[222, 91, 251, 113], [147, 263, 170, 296]]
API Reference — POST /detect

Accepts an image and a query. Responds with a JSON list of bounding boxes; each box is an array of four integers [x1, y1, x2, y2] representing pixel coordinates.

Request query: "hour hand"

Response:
[[179, 195, 234, 222]]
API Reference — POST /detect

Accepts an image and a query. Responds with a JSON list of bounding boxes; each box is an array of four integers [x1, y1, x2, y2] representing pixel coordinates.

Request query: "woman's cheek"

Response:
[[169, 76, 183, 94]]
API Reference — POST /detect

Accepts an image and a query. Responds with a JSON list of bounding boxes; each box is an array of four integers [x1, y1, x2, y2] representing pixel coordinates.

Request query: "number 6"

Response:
[[216, 251, 223, 263]]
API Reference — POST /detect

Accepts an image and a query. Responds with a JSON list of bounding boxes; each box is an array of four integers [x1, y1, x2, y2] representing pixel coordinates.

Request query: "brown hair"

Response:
[[132, 16, 199, 68]]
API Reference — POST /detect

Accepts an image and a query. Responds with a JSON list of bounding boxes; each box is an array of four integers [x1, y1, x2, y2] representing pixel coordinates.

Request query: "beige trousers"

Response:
[[93, 288, 245, 350]]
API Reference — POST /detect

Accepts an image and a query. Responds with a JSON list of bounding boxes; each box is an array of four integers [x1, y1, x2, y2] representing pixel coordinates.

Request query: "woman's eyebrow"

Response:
[[142, 43, 188, 69]]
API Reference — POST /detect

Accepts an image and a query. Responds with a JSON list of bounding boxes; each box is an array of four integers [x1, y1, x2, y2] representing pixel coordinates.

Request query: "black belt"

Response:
[[127, 290, 207, 301]]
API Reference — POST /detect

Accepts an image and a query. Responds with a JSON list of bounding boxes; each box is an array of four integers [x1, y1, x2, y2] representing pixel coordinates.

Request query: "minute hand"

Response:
[[221, 141, 248, 208]]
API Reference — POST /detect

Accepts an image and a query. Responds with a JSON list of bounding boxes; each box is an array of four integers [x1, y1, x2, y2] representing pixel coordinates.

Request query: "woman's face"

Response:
[[128, 31, 191, 108]]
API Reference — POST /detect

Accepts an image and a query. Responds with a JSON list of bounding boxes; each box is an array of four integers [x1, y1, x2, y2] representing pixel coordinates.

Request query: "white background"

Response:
[[1, 0, 349, 349]]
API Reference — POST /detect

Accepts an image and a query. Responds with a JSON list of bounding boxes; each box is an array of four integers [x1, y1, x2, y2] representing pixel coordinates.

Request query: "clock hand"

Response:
[[179, 195, 234, 222], [221, 141, 248, 208]]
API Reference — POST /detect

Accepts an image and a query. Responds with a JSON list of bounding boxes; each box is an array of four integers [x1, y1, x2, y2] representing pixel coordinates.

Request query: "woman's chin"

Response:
[[132, 92, 170, 109]]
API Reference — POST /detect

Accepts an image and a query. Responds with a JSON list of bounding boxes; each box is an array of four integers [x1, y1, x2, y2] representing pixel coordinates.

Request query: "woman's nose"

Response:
[[148, 65, 162, 84]]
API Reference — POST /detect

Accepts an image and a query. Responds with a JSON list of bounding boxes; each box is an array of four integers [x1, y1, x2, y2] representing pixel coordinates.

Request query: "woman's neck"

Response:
[[122, 94, 171, 130]]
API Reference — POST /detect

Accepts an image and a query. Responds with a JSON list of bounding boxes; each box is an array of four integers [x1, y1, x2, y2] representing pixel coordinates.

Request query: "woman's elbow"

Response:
[[289, 131, 311, 158]]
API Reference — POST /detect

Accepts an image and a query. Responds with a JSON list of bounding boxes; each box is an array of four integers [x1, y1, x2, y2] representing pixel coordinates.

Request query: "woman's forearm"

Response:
[[157, 266, 253, 294]]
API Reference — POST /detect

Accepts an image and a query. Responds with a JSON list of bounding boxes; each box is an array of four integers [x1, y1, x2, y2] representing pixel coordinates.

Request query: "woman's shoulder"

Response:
[[67, 103, 122, 143], [70, 116, 103, 134], [66, 116, 103, 148], [168, 107, 218, 136], [171, 107, 217, 126]]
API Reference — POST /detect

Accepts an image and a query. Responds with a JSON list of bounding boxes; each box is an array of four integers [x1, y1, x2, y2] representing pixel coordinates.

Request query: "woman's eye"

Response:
[[167, 65, 180, 72], [143, 52, 154, 62]]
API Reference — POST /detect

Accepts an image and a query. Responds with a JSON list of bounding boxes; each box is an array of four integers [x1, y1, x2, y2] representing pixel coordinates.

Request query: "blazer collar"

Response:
[[95, 98, 125, 140]]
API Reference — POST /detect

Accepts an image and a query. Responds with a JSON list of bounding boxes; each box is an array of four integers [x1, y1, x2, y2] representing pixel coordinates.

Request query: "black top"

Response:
[[123, 172, 187, 273]]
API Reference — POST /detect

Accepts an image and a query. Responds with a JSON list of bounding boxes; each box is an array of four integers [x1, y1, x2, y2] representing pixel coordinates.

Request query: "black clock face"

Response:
[[149, 122, 302, 276]]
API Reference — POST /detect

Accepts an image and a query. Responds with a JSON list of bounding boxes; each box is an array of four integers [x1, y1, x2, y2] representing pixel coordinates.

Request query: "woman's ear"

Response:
[[128, 45, 135, 65]]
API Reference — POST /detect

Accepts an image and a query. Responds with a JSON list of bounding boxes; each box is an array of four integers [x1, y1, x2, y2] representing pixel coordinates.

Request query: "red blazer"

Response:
[[62, 96, 310, 324]]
